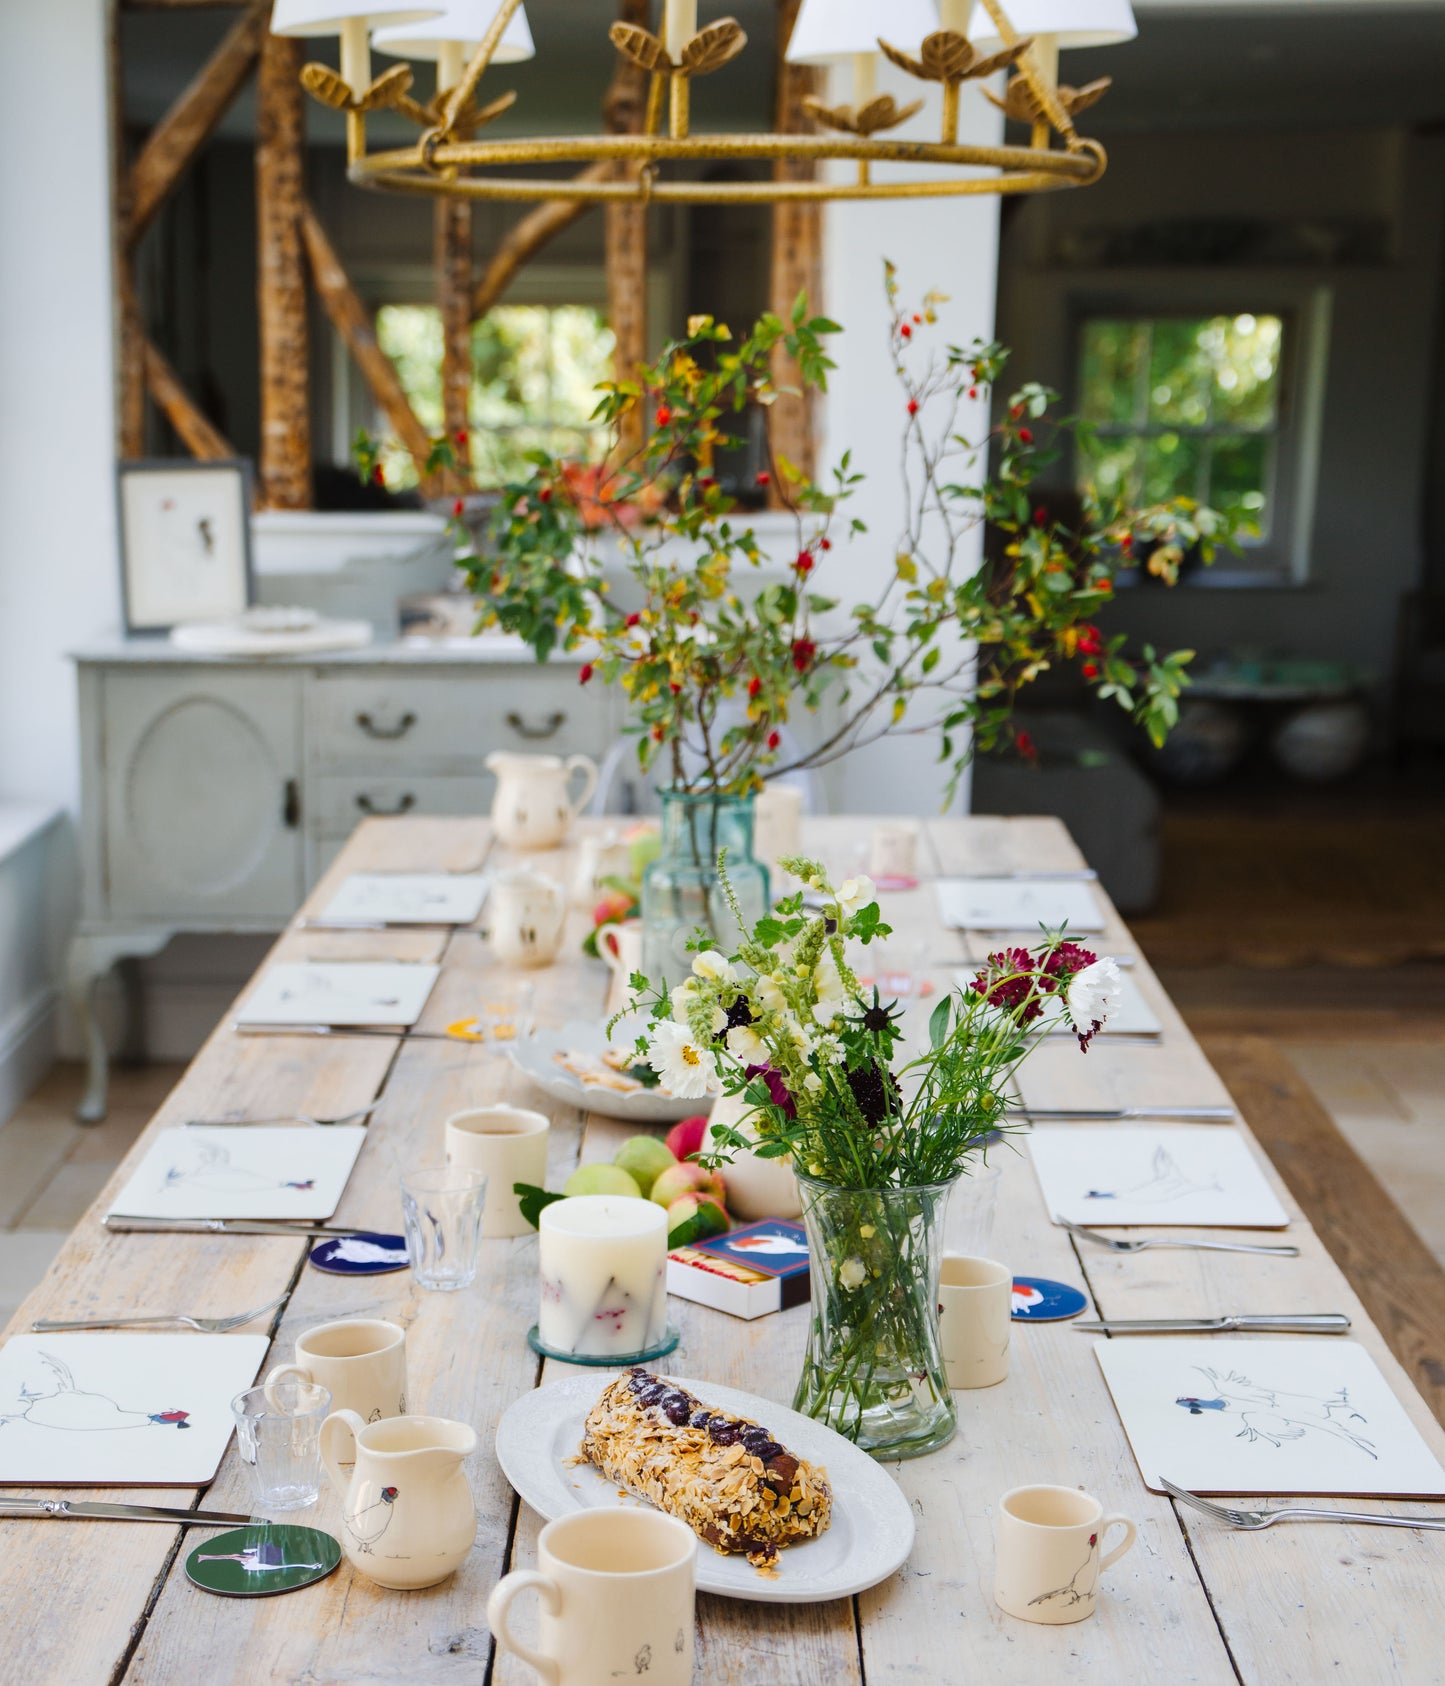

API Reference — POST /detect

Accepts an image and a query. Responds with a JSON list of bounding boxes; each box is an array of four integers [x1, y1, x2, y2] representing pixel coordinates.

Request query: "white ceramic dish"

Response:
[[494, 1372, 916, 1603], [507, 1019, 699, 1124]]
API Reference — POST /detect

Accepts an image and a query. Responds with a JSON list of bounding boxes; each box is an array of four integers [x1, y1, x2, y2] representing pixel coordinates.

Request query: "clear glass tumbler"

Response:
[[231, 1380, 332, 1512], [401, 1165, 487, 1291]]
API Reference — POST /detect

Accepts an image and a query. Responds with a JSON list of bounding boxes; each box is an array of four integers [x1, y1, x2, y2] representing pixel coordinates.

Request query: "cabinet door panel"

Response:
[[103, 672, 302, 920]]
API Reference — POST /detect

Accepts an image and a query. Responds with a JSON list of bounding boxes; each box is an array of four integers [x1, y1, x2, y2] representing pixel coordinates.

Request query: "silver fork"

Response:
[[184, 1100, 382, 1129], [32, 1289, 289, 1335], [1058, 1216, 1300, 1258], [1160, 1477, 1445, 1533]]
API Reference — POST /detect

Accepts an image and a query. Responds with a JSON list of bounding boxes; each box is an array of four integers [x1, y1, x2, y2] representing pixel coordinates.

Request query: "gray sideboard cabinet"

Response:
[[69, 639, 615, 1119]]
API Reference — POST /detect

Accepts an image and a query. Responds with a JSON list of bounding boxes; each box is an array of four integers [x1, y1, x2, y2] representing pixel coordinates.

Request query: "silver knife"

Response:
[[0, 1497, 261, 1525], [104, 1215, 365, 1238], [1018, 1107, 1236, 1122], [1076, 1313, 1351, 1335]]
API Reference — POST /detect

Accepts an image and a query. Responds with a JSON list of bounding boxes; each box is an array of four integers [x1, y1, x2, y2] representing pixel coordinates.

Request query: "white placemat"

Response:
[[1029, 1126, 1289, 1227], [318, 873, 489, 927], [236, 962, 440, 1027], [107, 1126, 367, 1221], [1096, 1338, 1445, 1497], [936, 878, 1106, 933], [0, 1334, 269, 1486]]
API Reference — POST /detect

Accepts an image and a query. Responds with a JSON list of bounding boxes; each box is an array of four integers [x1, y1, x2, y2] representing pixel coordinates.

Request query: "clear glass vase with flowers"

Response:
[[623, 856, 1119, 1461]]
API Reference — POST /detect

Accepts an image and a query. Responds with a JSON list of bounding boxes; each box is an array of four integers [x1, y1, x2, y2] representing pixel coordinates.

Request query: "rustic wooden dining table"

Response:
[[4, 812, 1444, 1686]]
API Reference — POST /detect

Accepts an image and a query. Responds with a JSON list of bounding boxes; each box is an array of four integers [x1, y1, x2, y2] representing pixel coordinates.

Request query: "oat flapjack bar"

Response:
[[579, 1369, 833, 1568]]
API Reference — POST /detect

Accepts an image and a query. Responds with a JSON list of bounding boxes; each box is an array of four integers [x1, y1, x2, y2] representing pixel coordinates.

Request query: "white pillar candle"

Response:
[[538, 1196, 668, 1357]]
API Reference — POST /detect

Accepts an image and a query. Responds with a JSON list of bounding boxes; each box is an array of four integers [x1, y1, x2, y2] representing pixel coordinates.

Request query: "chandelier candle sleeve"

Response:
[[538, 1196, 669, 1359]]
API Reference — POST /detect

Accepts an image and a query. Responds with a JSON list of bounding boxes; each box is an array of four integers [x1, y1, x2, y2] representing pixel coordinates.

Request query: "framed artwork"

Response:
[[117, 459, 254, 633]]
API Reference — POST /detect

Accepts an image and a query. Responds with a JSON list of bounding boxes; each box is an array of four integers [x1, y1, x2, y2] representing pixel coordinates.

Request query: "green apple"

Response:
[[666, 1192, 730, 1245], [563, 1162, 642, 1199], [650, 1161, 727, 1210], [612, 1135, 677, 1199]]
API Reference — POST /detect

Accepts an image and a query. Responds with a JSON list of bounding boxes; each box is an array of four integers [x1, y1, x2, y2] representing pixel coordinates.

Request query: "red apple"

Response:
[[650, 1161, 726, 1210], [666, 1192, 730, 1244], [665, 1115, 708, 1162], [592, 891, 633, 928]]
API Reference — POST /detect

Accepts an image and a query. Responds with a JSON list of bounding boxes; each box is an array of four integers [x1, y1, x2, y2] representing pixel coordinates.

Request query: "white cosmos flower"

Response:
[[692, 949, 735, 983], [1065, 958, 1121, 1035], [836, 874, 876, 915], [726, 1024, 768, 1065], [647, 1020, 722, 1099], [813, 952, 845, 1012]]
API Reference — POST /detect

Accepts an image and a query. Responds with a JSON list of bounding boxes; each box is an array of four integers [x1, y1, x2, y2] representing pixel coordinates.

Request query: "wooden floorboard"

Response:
[[1202, 1032, 1445, 1427]]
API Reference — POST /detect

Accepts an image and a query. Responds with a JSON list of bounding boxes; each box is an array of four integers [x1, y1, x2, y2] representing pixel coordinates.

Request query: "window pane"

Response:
[[1208, 313, 1282, 431], [1146, 318, 1215, 429], [376, 305, 444, 433], [1141, 431, 1203, 505], [1077, 433, 1143, 507], [1210, 435, 1271, 530], [1079, 320, 1147, 426]]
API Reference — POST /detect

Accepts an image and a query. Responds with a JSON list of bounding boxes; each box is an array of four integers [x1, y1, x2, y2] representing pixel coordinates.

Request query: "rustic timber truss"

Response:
[[111, 0, 822, 508]]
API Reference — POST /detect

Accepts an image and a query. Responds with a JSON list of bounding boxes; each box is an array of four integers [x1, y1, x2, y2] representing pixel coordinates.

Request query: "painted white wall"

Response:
[[815, 60, 1005, 818], [0, 0, 119, 820], [0, 0, 117, 1113]]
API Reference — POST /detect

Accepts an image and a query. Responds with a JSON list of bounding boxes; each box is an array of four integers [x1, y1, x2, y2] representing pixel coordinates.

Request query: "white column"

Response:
[[815, 62, 1005, 817]]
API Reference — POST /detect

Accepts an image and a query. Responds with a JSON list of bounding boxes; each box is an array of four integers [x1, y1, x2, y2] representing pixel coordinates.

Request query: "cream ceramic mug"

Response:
[[488, 1508, 696, 1686], [870, 820, 920, 881], [995, 1485, 1138, 1625], [266, 1319, 406, 1423], [938, 1255, 1011, 1390], [321, 1411, 477, 1590], [445, 1104, 550, 1237], [598, 920, 643, 1007], [489, 870, 568, 967]]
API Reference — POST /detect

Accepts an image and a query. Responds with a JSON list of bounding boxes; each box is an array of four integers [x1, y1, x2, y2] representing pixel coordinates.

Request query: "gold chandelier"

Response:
[[272, 0, 1133, 206]]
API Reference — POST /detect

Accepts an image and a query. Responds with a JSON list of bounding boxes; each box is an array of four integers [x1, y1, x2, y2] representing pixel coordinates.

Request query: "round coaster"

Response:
[[526, 1323, 680, 1367], [309, 1230, 410, 1276], [1011, 1276, 1089, 1322], [186, 1525, 341, 1597]]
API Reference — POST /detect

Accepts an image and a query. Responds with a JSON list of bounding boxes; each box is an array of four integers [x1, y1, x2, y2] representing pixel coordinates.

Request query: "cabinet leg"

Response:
[[65, 930, 174, 1124], [66, 944, 110, 1125]]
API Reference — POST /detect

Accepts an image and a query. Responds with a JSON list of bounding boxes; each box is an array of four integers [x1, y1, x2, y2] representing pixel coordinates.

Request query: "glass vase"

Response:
[[640, 791, 770, 990], [793, 1173, 957, 1460]]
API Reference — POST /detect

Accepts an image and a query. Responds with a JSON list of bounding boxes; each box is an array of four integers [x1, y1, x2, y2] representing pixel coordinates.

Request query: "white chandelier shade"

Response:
[[270, 0, 443, 36], [967, 0, 1137, 50], [786, 0, 942, 65], [371, 0, 535, 63]]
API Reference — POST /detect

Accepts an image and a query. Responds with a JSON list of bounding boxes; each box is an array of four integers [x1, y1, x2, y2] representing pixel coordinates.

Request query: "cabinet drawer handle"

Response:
[[355, 710, 416, 740], [355, 792, 416, 816], [506, 709, 566, 741], [282, 779, 301, 829]]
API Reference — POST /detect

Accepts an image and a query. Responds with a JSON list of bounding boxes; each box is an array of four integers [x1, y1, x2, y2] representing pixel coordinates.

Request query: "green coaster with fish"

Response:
[[185, 1524, 341, 1597]]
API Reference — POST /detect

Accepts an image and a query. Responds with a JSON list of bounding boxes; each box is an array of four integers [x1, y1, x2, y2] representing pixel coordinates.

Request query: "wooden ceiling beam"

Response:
[[125, 1, 268, 248], [300, 201, 437, 479], [142, 337, 238, 459]]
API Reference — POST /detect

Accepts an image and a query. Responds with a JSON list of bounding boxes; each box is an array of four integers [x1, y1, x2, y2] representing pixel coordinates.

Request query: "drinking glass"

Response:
[[231, 1380, 331, 1513], [951, 1164, 1002, 1258], [401, 1166, 487, 1291]]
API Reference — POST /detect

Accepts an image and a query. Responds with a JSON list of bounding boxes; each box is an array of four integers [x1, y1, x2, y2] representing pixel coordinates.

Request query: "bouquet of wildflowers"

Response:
[[632, 856, 1119, 1190], [623, 856, 1119, 1456]]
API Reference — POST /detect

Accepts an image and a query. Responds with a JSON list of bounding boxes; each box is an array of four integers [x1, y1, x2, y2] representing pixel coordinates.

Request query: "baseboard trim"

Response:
[[0, 988, 59, 1125]]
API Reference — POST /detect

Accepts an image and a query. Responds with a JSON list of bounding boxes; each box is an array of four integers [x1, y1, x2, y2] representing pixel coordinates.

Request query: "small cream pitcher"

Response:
[[486, 752, 598, 851], [489, 869, 568, 967], [320, 1411, 477, 1590]]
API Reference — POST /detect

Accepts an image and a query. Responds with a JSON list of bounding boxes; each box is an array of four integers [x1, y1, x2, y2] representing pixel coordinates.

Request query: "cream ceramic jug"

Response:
[[489, 869, 568, 967], [486, 752, 598, 850], [320, 1411, 477, 1590], [704, 1090, 801, 1220]]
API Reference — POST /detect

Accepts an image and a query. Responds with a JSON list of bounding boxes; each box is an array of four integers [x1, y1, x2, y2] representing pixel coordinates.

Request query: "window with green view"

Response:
[[1076, 313, 1284, 537], [374, 303, 616, 488]]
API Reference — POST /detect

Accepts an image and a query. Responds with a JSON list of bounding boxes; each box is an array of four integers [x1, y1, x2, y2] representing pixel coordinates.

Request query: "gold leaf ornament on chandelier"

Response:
[[268, 0, 1137, 205]]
